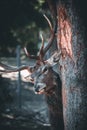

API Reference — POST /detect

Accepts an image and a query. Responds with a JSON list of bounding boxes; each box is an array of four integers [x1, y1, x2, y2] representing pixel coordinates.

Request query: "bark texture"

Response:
[[56, 1, 87, 130]]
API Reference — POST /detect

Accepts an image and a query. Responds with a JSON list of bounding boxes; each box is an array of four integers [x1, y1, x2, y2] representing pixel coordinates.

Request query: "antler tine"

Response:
[[0, 62, 32, 73], [0, 62, 31, 73], [38, 33, 44, 61], [40, 33, 44, 51], [43, 14, 53, 33], [24, 47, 39, 60], [42, 14, 56, 55]]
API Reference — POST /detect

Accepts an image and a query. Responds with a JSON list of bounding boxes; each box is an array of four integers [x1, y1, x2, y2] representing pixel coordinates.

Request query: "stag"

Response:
[[0, 15, 64, 130]]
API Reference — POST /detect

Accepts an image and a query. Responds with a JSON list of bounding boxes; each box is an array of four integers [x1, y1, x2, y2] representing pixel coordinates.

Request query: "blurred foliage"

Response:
[[0, 0, 51, 57]]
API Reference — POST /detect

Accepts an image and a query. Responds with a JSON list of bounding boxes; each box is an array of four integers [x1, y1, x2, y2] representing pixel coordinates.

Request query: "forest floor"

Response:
[[0, 57, 51, 130]]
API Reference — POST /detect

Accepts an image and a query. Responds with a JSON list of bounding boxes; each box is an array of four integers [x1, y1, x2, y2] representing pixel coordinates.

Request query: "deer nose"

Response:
[[34, 83, 46, 92], [35, 86, 40, 92], [35, 84, 41, 92]]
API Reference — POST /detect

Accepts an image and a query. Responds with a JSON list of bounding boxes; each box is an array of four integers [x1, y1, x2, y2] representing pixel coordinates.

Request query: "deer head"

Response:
[[31, 64, 61, 95], [0, 15, 60, 95]]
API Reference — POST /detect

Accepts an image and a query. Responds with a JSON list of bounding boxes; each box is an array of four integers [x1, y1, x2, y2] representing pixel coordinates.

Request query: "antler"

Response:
[[0, 14, 57, 76], [0, 62, 32, 73], [24, 14, 57, 63], [42, 14, 57, 55]]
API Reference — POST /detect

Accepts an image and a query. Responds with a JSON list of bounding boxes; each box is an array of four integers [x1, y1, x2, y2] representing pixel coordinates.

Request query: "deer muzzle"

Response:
[[34, 83, 46, 94]]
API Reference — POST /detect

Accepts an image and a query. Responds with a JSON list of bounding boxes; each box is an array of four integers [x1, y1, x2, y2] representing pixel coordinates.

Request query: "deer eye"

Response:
[[42, 67, 48, 73]]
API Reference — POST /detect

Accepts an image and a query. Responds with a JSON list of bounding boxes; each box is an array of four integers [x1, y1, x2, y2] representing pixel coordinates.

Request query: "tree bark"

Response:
[[46, 0, 87, 130], [56, 1, 87, 130]]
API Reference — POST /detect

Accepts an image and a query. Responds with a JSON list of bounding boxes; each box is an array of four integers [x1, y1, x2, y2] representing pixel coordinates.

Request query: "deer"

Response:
[[0, 15, 64, 130]]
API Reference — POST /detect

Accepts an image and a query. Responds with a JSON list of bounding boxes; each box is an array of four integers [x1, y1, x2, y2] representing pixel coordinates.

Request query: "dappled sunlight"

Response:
[[0, 67, 31, 82], [1, 72, 18, 81], [20, 70, 31, 82]]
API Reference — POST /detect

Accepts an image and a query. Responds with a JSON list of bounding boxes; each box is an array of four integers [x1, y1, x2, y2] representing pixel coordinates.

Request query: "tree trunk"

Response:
[[56, 0, 87, 130]]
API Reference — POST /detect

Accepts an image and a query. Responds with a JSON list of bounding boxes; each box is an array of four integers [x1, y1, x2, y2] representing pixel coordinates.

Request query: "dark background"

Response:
[[0, 0, 49, 57], [0, 0, 87, 56]]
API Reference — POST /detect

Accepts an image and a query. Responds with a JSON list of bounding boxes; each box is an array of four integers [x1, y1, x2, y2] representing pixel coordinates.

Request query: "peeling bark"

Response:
[[57, 4, 73, 59]]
